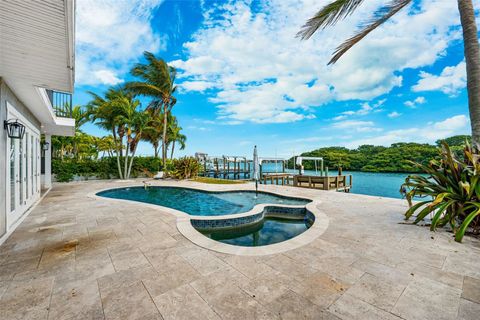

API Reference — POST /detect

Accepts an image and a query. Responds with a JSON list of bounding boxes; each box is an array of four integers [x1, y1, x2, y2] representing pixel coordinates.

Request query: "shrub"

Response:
[[169, 157, 201, 179], [52, 157, 167, 182], [402, 141, 480, 242]]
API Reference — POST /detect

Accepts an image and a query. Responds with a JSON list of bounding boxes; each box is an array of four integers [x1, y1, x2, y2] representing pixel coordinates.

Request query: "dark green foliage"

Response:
[[402, 142, 480, 242], [291, 142, 442, 173], [169, 157, 201, 179], [52, 157, 163, 182], [436, 135, 472, 147]]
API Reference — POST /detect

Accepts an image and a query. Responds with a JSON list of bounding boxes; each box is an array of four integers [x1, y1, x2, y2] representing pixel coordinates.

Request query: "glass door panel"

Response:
[[19, 135, 24, 207], [26, 133, 29, 200], [9, 138, 16, 213], [30, 135, 34, 197]]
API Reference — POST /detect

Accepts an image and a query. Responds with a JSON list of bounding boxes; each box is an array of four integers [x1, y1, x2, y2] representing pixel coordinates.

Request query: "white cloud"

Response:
[[76, 0, 165, 86], [332, 120, 382, 132], [173, 0, 462, 123], [93, 70, 124, 86], [412, 62, 466, 96], [388, 111, 402, 118], [344, 115, 469, 147], [337, 99, 386, 119], [187, 125, 211, 131], [180, 81, 216, 92], [404, 96, 427, 108]]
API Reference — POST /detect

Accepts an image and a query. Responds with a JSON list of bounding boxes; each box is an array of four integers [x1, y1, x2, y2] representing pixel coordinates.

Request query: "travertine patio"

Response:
[[0, 179, 479, 320]]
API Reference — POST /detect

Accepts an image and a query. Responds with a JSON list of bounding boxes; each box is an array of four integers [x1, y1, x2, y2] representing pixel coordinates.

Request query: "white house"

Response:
[[0, 0, 76, 244]]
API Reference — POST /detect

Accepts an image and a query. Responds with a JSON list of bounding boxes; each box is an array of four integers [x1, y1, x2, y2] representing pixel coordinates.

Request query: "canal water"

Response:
[[259, 163, 413, 199], [207, 162, 418, 199]]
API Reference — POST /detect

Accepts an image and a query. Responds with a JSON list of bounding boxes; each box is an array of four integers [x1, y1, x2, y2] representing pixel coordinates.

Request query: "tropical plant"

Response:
[[298, 0, 480, 146], [142, 108, 164, 158], [87, 88, 127, 178], [51, 105, 91, 160], [72, 105, 90, 131], [170, 157, 201, 179], [87, 87, 151, 179], [96, 135, 116, 158], [168, 116, 186, 159], [126, 51, 177, 170], [402, 141, 480, 242], [52, 156, 164, 182]]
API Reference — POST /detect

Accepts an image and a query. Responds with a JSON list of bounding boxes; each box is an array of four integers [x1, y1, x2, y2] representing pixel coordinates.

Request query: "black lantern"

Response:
[[4, 119, 25, 139], [42, 142, 50, 151]]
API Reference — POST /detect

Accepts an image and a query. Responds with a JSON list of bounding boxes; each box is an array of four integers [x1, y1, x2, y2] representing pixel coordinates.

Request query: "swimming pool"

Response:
[[96, 186, 310, 216], [200, 216, 312, 247]]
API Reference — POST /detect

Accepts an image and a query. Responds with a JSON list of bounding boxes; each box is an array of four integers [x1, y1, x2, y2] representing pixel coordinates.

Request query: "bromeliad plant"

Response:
[[169, 157, 201, 180], [402, 142, 480, 242]]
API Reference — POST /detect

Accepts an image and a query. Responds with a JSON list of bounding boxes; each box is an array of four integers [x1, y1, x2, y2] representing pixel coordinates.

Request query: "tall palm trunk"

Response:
[[112, 129, 123, 179], [124, 139, 130, 179], [127, 142, 139, 179], [458, 0, 480, 146], [162, 103, 168, 170], [153, 141, 159, 158], [170, 141, 175, 159]]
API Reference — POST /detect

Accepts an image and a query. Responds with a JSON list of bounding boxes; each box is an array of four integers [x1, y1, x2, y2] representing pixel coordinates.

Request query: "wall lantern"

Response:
[[42, 142, 50, 151], [4, 119, 25, 139]]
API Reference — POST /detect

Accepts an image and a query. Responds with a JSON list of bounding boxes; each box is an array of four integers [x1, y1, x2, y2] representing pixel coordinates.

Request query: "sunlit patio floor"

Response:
[[0, 179, 479, 320]]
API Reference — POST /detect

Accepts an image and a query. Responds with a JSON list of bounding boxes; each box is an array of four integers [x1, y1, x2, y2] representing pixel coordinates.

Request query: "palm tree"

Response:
[[72, 105, 90, 131], [126, 51, 177, 171], [168, 117, 186, 159], [125, 109, 152, 179], [142, 108, 163, 158], [298, 0, 480, 145], [71, 105, 90, 158], [87, 88, 137, 179], [96, 135, 115, 158]]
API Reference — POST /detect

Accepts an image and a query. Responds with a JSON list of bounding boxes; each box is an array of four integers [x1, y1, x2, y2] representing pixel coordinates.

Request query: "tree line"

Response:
[[291, 135, 471, 173]]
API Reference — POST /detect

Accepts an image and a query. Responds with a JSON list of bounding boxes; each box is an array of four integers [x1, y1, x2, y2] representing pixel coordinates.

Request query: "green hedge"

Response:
[[52, 157, 164, 182]]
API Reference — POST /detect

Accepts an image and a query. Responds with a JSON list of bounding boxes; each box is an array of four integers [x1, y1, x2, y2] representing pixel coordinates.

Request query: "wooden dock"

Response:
[[199, 155, 251, 180], [261, 173, 294, 185], [293, 174, 352, 192]]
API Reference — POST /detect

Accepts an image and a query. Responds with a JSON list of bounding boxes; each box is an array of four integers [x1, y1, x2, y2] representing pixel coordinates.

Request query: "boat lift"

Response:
[[295, 156, 326, 176], [258, 157, 293, 185], [293, 156, 352, 192], [195, 153, 251, 179]]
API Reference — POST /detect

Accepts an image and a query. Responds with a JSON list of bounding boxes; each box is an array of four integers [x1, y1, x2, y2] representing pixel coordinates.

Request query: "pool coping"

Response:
[[88, 182, 329, 256]]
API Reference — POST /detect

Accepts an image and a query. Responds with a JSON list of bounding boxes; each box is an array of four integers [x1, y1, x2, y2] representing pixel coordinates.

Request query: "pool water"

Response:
[[201, 217, 312, 246], [97, 186, 310, 216]]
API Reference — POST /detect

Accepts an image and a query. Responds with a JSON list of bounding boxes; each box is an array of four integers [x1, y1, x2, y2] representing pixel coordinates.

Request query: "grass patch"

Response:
[[192, 177, 247, 184]]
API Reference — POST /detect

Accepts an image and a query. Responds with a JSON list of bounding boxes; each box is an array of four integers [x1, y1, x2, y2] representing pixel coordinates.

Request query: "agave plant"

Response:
[[402, 141, 480, 242]]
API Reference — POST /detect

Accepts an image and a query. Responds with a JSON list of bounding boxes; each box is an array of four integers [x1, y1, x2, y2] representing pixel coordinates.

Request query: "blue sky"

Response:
[[74, 0, 471, 158]]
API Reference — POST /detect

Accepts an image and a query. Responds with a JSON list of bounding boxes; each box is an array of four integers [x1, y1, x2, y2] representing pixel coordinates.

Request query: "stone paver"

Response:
[[392, 276, 462, 320], [153, 284, 219, 320], [462, 276, 480, 304], [328, 293, 403, 320], [345, 273, 406, 311], [0, 179, 478, 320]]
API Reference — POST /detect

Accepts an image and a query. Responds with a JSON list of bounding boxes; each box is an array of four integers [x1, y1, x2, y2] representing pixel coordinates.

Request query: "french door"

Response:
[[6, 104, 41, 229]]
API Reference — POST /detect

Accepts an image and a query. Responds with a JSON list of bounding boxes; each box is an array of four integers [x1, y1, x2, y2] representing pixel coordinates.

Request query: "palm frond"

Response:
[[328, 0, 412, 64], [297, 0, 364, 40]]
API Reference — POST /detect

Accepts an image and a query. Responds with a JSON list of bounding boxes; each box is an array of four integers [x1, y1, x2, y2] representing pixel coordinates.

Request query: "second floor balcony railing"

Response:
[[46, 89, 72, 118]]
